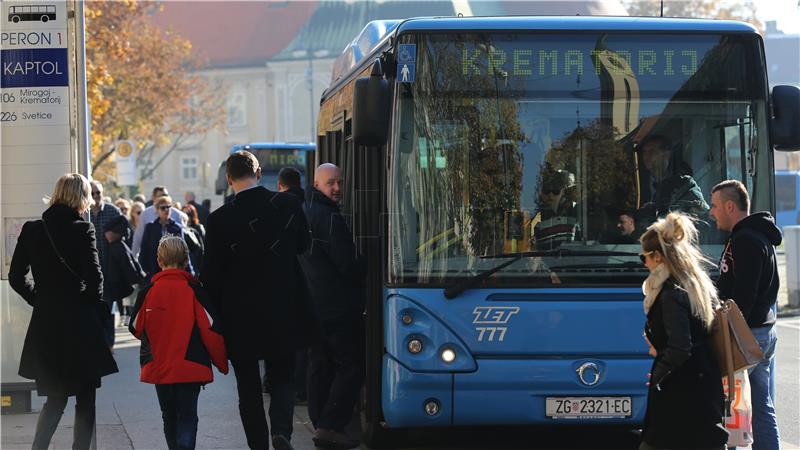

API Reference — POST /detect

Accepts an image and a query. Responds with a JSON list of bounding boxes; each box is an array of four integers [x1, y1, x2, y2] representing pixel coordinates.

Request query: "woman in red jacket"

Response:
[[129, 236, 228, 450]]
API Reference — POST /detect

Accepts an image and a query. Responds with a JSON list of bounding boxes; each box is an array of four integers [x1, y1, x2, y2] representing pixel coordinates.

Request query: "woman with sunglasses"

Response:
[[129, 201, 145, 231], [138, 195, 194, 280], [639, 212, 727, 450]]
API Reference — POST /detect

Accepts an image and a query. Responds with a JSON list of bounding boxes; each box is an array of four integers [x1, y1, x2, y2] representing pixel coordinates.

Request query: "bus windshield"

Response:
[[389, 32, 771, 286]]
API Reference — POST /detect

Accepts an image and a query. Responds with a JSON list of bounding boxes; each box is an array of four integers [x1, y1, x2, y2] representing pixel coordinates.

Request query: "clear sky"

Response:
[[755, 0, 800, 34]]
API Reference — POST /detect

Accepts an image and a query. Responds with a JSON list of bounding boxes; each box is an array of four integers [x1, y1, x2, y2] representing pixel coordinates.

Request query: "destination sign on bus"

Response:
[[258, 150, 306, 172], [462, 48, 698, 78], [409, 34, 747, 95]]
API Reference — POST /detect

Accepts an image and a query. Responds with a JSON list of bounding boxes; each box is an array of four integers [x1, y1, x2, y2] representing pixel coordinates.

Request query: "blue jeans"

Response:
[[155, 383, 201, 450], [749, 325, 780, 450]]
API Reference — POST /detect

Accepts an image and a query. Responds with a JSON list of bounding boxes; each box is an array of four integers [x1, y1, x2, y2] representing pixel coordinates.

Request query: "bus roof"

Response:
[[230, 142, 315, 154], [395, 16, 759, 34], [327, 15, 759, 99]]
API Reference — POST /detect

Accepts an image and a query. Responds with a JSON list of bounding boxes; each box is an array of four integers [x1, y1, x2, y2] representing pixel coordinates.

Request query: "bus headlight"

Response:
[[440, 348, 456, 364], [408, 338, 423, 354]]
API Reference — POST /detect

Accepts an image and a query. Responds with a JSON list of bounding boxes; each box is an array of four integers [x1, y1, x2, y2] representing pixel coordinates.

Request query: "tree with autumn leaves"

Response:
[[622, 0, 763, 32], [85, 1, 225, 185]]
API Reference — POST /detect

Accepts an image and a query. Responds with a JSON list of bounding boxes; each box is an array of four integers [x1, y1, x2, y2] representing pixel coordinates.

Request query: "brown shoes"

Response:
[[312, 428, 359, 449]]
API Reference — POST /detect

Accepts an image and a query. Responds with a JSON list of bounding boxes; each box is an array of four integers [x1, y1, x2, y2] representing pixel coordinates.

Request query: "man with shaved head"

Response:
[[299, 163, 364, 449]]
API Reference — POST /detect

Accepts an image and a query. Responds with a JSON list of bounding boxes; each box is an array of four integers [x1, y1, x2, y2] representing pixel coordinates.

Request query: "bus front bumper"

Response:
[[382, 355, 649, 428]]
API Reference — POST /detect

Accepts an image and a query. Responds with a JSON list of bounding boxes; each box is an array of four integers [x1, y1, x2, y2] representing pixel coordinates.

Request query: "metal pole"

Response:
[[76, 0, 91, 180], [74, 4, 98, 448], [308, 52, 315, 142]]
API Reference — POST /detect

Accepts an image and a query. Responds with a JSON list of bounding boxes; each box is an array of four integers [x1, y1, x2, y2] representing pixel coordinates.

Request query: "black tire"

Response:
[[41, 15, 49, 22], [11, 16, 20, 23]]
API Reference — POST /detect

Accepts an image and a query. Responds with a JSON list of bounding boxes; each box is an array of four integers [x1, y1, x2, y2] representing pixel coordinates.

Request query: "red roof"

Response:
[[152, 1, 318, 68]]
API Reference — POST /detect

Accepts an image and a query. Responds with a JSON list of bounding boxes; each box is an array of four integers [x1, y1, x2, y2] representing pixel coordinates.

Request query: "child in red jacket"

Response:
[[129, 236, 228, 450]]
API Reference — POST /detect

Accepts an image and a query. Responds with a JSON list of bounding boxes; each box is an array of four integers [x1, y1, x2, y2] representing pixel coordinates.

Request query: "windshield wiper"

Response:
[[443, 255, 523, 299], [479, 249, 640, 259], [443, 249, 640, 300], [548, 261, 645, 271]]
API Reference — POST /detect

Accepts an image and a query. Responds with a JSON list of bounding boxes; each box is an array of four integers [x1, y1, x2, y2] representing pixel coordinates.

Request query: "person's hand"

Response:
[[643, 333, 657, 357]]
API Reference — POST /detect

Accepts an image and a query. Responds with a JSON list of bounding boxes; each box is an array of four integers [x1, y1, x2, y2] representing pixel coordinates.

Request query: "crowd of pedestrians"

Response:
[[7, 155, 785, 449]]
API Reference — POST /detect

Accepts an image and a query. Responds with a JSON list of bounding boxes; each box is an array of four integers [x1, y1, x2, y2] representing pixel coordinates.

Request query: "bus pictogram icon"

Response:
[[8, 5, 56, 23]]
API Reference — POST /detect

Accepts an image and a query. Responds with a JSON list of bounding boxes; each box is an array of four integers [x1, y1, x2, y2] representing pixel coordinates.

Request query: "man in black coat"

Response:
[[710, 180, 782, 450], [299, 163, 365, 449], [261, 167, 309, 401], [201, 151, 312, 450]]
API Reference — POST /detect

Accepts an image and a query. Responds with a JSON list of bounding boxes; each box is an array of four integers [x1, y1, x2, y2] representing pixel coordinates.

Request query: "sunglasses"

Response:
[[543, 189, 561, 195], [158, 205, 171, 211], [639, 251, 654, 264], [136, 211, 142, 215], [91, 191, 101, 196]]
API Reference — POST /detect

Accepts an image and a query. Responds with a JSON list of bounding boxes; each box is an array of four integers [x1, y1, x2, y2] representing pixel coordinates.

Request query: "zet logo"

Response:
[[472, 306, 519, 342]]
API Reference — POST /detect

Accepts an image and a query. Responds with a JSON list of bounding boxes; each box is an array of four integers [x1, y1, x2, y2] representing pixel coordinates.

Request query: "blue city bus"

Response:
[[315, 16, 800, 446], [775, 170, 800, 230], [215, 142, 315, 201]]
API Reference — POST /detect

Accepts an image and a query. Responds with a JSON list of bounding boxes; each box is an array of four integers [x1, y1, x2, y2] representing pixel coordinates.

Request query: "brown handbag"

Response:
[[710, 299, 764, 409]]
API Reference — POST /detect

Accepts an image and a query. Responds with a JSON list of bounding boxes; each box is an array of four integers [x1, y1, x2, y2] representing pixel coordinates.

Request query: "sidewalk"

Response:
[[0, 327, 325, 450], [777, 252, 800, 317]]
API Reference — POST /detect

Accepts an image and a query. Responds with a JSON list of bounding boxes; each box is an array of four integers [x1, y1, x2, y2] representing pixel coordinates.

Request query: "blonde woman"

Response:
[[639, 212, 727, 450], [129, 201, 145, 231], [114, 198, 131, 218], [9, 173, 118, 449]]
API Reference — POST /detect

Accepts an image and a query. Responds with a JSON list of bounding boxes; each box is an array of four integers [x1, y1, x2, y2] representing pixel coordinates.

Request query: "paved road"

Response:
[[1, 327, 322, 450], [776, 316, 800, 450], [1, 316, 797, 449]]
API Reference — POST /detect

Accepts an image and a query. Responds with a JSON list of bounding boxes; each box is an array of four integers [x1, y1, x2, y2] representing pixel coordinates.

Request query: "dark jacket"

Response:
[[642, 279, 728, 449], [184, 223, 205, 276], [104, 239, 145, 303], [299, 188, 366, 329], [286, 186, 305, 202], [716, 211, 782, 328], [9, 203, 119, 396], [139, 218, 193, 277], [639, 174, 709, 224], [129, 269, 228, 384], [188, 200, 209, 226], [200, 186, 317, 360]]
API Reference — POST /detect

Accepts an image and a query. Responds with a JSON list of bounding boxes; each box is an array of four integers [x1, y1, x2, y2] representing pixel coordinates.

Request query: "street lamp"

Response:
[[292, 49, 330, 142]]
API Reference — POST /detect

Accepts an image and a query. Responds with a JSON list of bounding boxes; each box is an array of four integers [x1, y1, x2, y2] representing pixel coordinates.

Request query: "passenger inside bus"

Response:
[[531, 167, 581, 250], [636, 135, 709, 227]]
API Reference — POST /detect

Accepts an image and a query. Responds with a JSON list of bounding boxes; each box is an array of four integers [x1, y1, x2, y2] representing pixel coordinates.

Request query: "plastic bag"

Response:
[[722, 370, 753, 447]]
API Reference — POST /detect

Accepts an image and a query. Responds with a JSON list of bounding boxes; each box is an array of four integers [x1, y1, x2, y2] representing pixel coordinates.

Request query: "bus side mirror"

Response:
[[353, 59, 390, 147], [771, 85, 800, 151]]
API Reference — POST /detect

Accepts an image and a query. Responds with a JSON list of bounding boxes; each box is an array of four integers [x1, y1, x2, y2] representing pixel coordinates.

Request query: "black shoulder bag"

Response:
[[41, 219, 87, 292]]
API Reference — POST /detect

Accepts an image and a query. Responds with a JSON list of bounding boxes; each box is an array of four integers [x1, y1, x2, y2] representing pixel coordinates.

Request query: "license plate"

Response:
[[545, 397, 632, 419]]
